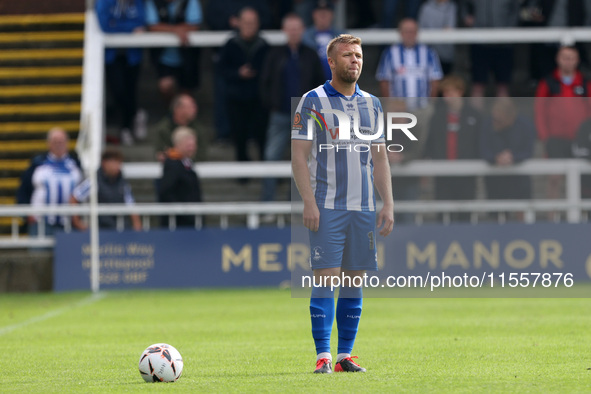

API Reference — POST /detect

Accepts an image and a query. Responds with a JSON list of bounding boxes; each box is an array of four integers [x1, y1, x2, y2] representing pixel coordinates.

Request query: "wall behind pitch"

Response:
[[54, 223, 591, 291]]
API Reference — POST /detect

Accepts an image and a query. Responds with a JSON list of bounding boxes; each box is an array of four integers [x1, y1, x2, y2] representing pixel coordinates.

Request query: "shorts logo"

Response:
[[368, 231, 375, 250], [312, 246, 323, 261]]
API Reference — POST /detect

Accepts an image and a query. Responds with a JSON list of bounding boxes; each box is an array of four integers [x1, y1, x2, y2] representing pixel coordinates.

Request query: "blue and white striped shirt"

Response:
[[30, 154, 82, 225], [376, 43, 443, 109], [292, 81, 385, 212]]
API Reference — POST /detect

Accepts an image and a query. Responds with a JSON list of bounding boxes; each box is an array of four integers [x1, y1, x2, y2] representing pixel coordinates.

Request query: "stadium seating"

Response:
[[0, 13, 84, 235]]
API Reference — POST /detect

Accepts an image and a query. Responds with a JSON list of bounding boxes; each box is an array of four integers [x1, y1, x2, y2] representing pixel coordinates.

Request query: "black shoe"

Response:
[[314, 358, 333, 374], [334, 356, 366, 372]]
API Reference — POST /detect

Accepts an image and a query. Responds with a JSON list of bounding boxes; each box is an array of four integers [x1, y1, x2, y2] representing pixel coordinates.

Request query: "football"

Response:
[[138, 343, 183, 382]]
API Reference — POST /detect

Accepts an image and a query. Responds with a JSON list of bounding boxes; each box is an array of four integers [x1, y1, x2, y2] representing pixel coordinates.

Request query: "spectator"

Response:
[[70, 148, 142, 231], [535, 46, 591, 157], [377, 18, 442, 108], [16, 128, 82, 236], [153, 93, 207, 162], [481, 98, 536, 222], [158, 127, 203, 228], [96, 0, 147, 146], [418, 0, 457, 75], [376, 18, 443, 223], [204, 0, 271, 29], [205, 0, 271, 142], [381, 0, 423, 28], [535, 46, 591, 217], [218, 7, 269, 163], [572, 118, 591, 198], [145, 0, 203, 103], [462, 0, 518, 100], [519, 0, 561, 82], [259, 13, 325, 203], [294, 0, 316, 27], [423, 75, 480, 222], [302, 0, 345, 80]]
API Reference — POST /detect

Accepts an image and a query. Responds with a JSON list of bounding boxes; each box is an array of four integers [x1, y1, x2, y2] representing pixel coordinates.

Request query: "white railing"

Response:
[[4, 159, 591, 248], [124, 158, 591, 223], [102, 27, 591, 48]]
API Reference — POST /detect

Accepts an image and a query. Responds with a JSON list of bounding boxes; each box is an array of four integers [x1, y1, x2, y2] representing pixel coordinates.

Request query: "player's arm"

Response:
[[371, 143, 394, 236], [292, 139, 319, 232]]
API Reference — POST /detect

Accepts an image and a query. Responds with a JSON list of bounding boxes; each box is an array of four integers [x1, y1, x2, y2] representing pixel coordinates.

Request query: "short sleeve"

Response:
[[291, 93, 321, 141], [72, 179, 91, 203], [375, 47, 393, 82], [123, 183, 135, 205], [185, 0, 203, 25], [427, 48, 443, 81], [144, 0, 159, 25]]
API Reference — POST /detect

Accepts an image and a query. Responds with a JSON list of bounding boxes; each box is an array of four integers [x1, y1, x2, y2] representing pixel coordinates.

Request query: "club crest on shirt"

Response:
[[292, 112, 303, 129]]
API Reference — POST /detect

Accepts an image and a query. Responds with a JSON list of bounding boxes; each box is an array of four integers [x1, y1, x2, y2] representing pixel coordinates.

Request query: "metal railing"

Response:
[[3, 159, 591, 249]]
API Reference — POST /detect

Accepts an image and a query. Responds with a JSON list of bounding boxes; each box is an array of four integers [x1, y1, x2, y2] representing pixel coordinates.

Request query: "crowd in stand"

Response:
[[14, 0, 591, 231]]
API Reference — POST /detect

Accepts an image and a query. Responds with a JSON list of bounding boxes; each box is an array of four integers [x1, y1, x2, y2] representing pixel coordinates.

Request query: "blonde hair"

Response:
[[171, 126, 196, 147], [326, 34, 362, 59]]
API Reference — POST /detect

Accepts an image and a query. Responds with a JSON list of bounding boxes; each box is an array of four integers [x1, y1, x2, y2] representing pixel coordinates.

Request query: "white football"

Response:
[[138, 343, 183, 382]]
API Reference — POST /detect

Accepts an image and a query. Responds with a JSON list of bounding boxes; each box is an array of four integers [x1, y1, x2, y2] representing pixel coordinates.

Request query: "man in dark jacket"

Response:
[[70, 148, 142, 231], [481, 97, 536, 221], [158, 127, 202, 228], [259, 13, 325, 202], [571, 118, 591, 198], [218, 7, 269, 163], [423, 75, 481, 222]]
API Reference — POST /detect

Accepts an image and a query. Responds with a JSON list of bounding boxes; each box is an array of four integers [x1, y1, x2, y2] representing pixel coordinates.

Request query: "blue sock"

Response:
[[310, 286, 335, 355], [336, 286, 363, 355]]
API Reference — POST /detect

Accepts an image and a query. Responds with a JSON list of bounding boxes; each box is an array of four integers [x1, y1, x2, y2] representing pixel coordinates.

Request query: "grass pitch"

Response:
[[0, 288, 590, 392]]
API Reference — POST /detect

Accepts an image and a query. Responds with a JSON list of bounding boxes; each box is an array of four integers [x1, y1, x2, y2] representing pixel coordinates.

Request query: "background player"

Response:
[[292, 34, 395, 374]]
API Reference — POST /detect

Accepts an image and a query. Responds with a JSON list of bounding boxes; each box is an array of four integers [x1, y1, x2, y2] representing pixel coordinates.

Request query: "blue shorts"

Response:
[[309, 208, 378, 271]]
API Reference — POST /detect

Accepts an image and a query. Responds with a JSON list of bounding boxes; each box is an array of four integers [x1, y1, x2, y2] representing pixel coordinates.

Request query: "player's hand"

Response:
[[377, 205, 394, 236], [303, 201, 320, 232]]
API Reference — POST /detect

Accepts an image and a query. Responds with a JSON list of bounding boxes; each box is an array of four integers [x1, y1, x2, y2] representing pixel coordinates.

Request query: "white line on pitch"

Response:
[[0, 292, 107, 336]]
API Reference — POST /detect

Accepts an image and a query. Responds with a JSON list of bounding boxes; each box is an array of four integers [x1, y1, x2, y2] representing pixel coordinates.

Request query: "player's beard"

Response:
[[338, 65, 361, 84]]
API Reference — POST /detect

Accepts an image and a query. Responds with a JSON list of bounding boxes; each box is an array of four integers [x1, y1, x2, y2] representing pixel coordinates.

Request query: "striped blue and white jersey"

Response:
[[30, 154, 82, 225], [376, 43, 443, 109], [292, 81, 385, 212]]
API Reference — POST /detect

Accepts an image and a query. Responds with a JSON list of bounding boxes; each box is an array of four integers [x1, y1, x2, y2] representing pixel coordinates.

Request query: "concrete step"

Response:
[[0, 159, 28, 171], [0, 139, 76, 152], [0, 66, 82, 79], [0, 178, 19, 190], [0, 31, 83, 44], [0, 120, 79, 134], [0, 48, 83, 61]]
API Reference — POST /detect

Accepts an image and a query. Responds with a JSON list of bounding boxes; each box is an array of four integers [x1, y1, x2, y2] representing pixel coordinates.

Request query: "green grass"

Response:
[[1, 289, 590, 392]]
